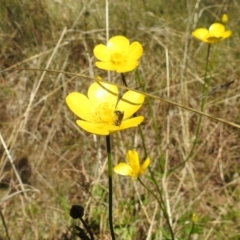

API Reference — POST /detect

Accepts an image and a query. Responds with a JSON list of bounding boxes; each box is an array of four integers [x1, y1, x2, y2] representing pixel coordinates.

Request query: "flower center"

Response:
[[111, 51, 127, 65], [207, 36, 222, 42], [93, 102, 122, 126]]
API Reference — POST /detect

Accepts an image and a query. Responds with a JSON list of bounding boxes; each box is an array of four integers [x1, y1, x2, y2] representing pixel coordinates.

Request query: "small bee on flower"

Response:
[[114, 110, 124, 126]]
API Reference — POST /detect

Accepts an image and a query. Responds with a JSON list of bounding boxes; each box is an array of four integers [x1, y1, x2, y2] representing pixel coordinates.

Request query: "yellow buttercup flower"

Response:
[[191, 213, 198, 223], [192, 23, 232, 43], [66, 81, 145, 135], [113, 150, 150, 180], [93, 36, 143, 73]]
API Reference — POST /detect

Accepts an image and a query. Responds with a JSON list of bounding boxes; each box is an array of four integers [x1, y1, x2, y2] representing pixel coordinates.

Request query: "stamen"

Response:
[[93, 103, 116, 125]]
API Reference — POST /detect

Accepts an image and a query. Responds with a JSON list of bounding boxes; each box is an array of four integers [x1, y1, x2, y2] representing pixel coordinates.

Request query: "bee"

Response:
[[114, 110, 124, 126]]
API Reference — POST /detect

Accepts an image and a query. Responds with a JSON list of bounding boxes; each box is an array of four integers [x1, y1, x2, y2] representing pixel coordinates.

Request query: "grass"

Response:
[[1, 0, 240, 239]]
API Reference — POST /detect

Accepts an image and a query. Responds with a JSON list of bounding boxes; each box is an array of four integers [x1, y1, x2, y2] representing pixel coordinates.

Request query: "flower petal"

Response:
[[192, 28, 209, 41], [116, 60, 139, 73], [76, 120, 110, 135], [117, 91, 145, 119], [209, 23, 225, 37], [113, 163, 134, 176], [139, 157, 150, 175], [103, 117, 143, 134], [107, 36, 130, 52], [127, 150, 140, 173], [66, 92, 94, 121], [116, 116, 144, 131], [105, 116, 144, 134], [222, 30, 232, 39], [93, 44, 111, 62], [127, 42, 143, 61], [88, 81, 118, 109], [95, 61, 117, 71]]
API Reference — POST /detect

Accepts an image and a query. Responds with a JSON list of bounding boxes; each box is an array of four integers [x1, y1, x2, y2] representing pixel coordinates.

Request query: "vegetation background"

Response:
[[0, 0, 240, 239]]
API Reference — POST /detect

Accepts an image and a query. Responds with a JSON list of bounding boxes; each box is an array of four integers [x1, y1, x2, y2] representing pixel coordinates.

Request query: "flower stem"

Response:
[[79, 217, 95, 240], [187, 221, 195, 240], [135, 70, 164, 172], [134, 70, 173, 237], [185, 44, 211, 161], [120, 73, 127, 87], [200, 43, 212, 111], [120, 72, 148, 160], [106, 135, 115, 240], [138, 124, 147, 158], [171, 44, 212, 172], [138, 177, 175, 240], [0, 209, 10, 240]]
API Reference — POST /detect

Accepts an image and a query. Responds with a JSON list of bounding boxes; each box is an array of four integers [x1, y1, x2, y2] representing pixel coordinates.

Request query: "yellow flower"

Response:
[[191, 213, 198, 223], [66, 81, 145, 135], [221, 14, 228, 24], [113, 150, 150, 180], [93, 36, 143, 73], [192, 23, 232, 43]]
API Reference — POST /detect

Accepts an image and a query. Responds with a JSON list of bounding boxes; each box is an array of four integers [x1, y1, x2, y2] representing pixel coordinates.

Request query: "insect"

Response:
[[198, 79, 236, 99], [114, 110, 124, 126]]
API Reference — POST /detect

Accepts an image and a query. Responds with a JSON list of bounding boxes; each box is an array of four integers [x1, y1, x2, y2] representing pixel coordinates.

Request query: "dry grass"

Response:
[[1, 0, 240, 239]]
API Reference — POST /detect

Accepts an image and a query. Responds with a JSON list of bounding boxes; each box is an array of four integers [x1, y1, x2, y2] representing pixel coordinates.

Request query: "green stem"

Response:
[[135, 70, 164, 172], [172, 44, 211, 171], [120, 73, 127, 87], [187, 221, 195, 240], [79, 217, 95, 240], [120, 72, 148, 160], [0, 209, 10, 240], [200, 43, 212, 111], [138, 178, 175, 240], [138, 124, 147, 158], [149, 167, 175, 239], [106, 135, 115, 240], [121, 71, 173, 237], [134, 71, 173, 237]]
